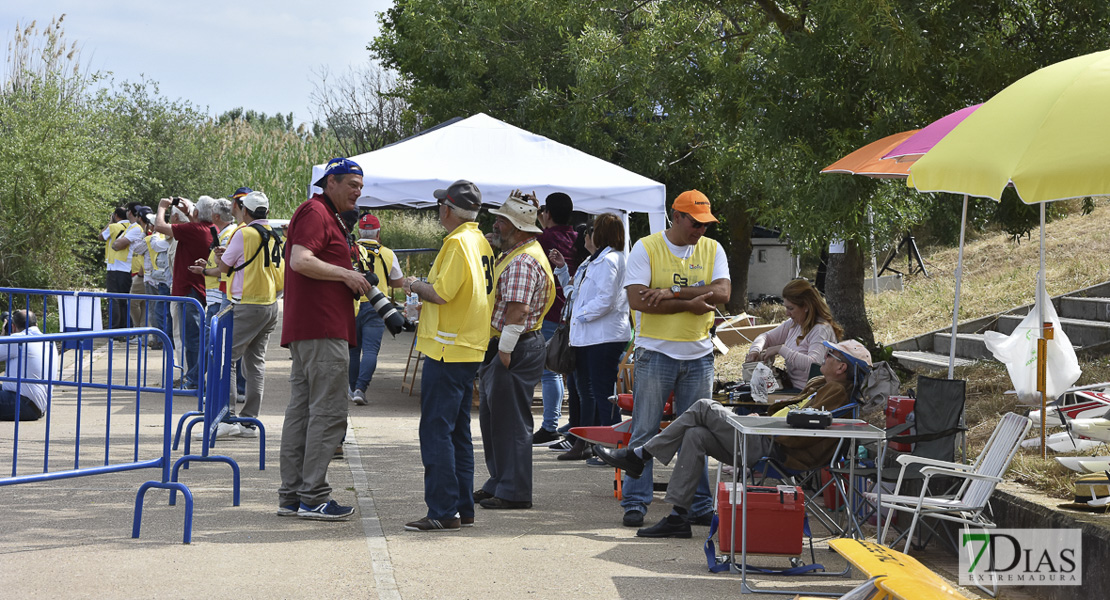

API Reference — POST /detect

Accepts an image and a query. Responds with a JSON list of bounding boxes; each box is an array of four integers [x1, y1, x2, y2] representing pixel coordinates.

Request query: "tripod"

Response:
[[878, 233, 928, 277]]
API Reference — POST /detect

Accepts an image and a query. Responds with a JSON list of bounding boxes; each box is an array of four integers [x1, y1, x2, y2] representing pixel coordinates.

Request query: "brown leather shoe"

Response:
[[557, 439, 592, 461], [461, 515, 475, 527]]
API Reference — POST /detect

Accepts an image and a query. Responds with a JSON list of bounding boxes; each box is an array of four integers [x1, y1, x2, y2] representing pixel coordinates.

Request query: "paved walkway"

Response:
[[0, 311, 983, 599]]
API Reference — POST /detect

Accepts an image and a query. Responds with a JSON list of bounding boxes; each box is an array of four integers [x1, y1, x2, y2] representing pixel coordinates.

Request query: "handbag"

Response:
[[544, 321, 576, 375]]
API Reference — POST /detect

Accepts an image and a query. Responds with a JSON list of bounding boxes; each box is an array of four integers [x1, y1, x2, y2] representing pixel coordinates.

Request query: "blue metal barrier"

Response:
[[170, 305, 267, 505], [0, 326, 194, 543]]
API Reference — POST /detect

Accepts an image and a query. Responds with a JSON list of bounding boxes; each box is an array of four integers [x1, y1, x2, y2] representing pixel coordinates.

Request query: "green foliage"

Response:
[[0, 17, 137, 288], [374, 210, 446, 277], [211, 118, 339, 218]]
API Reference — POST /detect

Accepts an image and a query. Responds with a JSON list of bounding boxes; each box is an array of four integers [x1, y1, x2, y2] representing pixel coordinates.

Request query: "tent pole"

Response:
[[947, 195, 969, 380], [1038, 203, 1048, 459]]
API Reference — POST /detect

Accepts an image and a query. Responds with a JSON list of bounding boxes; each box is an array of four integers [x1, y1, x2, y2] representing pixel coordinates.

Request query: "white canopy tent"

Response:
[[309, 113, 668, 232]]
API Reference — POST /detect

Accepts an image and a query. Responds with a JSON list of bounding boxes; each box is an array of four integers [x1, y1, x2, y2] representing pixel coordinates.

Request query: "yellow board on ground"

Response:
[[813, 539, 971, 600]]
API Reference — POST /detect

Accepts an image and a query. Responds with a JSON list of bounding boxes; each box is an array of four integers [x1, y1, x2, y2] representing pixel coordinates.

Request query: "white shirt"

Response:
[[624, 233, 730, 360], [0, 327, 61, 413], [567, 247, 632, 347]]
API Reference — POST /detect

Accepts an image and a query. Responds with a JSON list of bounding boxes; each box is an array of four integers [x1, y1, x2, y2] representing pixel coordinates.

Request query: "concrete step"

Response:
[[1058, 296, 1110, 322], [891, 350, 976, 372], [996, 314, 1110, 346], [933, 332, 994, 360]]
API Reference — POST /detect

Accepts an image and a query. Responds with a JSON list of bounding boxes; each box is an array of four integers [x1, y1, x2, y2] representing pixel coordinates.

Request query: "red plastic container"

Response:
[[820, 467, 842, 510], [885, 396, 916, 452], [716, 482, 804, 555]]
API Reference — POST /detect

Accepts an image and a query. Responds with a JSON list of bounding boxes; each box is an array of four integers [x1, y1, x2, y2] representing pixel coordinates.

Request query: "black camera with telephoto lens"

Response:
[[361, 272, 414, 336]]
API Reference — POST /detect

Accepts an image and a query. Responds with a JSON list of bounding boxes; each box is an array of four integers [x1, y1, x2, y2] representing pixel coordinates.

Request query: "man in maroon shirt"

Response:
[[154, 196, 216, 389], [277, 158, 371, 521]]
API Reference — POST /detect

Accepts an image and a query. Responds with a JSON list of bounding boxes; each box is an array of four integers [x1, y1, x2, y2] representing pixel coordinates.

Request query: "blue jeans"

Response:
[[0, 390, 43, 421], [574, 341, 625, 427], [418, 357, 480, 521], [348, 303, 386, 392], [620, 349, 715, 517], [182, 290, 205, 388], [146, 282, 174, 346], [538, 319, 563, 432], [215, 297, 247, 396]]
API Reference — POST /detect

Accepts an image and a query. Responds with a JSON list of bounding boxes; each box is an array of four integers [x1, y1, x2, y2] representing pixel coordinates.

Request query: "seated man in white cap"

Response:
[[595, 339, 872, 539]]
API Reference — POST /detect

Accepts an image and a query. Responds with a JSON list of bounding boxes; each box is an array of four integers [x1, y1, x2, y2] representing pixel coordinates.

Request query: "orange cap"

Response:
[[672, 190, 717, 223]]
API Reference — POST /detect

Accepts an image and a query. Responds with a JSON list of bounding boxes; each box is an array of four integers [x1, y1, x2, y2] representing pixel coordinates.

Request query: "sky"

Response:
[[3, 0, 394, 125]]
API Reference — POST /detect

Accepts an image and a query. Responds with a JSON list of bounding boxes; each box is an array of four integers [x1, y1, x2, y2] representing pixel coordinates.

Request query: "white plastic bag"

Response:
[[749, 362, 780, 403], [983, 283, 1081, 404]]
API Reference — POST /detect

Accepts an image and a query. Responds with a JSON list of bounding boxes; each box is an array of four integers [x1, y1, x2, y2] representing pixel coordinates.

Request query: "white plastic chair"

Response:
[[866, 411, 1032, 597]]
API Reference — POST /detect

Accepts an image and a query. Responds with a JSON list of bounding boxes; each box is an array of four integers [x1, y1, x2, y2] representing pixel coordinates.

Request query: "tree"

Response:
[[0, 17, 137, 288], [372, 0, 760, 312], [726, 0, 1110, 343], [309, 60, 417, 156]]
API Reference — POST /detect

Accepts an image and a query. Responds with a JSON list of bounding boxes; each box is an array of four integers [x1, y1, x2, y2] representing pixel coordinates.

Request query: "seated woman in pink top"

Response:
[[746, 279, 843, 391]]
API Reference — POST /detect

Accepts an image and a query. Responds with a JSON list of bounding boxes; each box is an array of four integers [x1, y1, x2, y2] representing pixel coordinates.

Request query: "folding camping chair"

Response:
[[867, 412, 1032, 597]]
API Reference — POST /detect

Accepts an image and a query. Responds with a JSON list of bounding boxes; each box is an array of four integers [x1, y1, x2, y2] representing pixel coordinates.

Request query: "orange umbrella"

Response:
[[821, 130, 919, 179]]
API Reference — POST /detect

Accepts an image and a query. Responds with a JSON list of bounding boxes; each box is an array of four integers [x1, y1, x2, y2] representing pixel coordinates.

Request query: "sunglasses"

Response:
[[683, 213, 708, 229]]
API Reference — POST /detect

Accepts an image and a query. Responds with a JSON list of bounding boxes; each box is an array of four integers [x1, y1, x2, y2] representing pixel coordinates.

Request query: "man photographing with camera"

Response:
[[0, 310, 61, 422], [154, 196, 216, 390], [277, 158, 371, 521]]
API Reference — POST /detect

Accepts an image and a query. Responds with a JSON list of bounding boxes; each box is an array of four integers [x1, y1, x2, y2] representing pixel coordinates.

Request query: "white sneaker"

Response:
[[352, 389, 368, 405], [236, 423, 259, 438], [215, 422, 241, 438], [236, 393, 246, 404], [347, 387, 355, 401], [191, 421, 239, 440]]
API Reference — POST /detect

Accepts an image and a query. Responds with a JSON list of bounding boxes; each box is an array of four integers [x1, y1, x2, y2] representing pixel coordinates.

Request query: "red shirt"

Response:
[[171, 221, 215, 297], [281, 195, 357, 347], [537, 224, 578, 322]]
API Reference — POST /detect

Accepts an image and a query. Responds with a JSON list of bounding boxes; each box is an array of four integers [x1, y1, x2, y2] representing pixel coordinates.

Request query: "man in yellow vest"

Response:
[[618, 189, 731, 531], [217, 191, 282, 439], [475, 191, 554, 511], [350, 213, 405, 405], [101, 206, 142, 331], [401, 180, 494, 532], [134, 215, 173, 350], [125, 204, 153, 338]]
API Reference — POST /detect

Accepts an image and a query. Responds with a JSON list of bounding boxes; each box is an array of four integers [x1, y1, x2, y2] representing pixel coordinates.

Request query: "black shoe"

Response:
[[532, 429, 561, 446], [594, 447, 644, 478], [479, 497, 532, 510], [690, 512, 714, 526], [622, 509, 645, 527], [473, 489, 494, 502], [584, 456, 607, 467], [637, 515, 692, 538]]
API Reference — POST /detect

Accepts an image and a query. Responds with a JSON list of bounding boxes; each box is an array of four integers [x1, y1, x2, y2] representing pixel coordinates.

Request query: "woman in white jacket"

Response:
[[746, 278, 842, 391], [549, 213, 631, 460]]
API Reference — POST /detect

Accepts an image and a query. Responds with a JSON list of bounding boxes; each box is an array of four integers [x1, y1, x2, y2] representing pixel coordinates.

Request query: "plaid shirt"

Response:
[[490, 238, 550, 333]]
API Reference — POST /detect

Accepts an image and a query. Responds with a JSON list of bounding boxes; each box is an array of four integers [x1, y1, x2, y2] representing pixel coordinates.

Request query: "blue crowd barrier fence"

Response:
[[0, 325, 194, 543], [171, 305, 267, 504]]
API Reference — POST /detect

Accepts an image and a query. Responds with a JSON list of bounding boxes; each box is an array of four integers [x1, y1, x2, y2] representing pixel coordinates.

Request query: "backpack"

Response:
[[229, 223, 284, 292], [859, 361, 900, 415]]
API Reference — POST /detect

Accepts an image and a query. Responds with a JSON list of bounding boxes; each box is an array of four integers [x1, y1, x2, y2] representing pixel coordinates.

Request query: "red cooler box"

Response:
[[885, 396, 916, 452], [717, 482, 804, 555]]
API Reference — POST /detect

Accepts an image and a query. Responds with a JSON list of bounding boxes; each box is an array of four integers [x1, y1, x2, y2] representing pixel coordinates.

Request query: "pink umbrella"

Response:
[[883, 104, 982, 162]]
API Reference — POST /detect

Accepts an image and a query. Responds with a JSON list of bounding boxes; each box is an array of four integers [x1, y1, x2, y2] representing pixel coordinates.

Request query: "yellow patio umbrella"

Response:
[[909, 49, 1110, 456], [909, 48, 1110, 203]]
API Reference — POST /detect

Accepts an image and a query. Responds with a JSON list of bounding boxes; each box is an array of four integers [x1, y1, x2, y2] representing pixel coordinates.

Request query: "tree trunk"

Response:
[[825, 240, 875, 346], [724, 212, 754, 314]]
